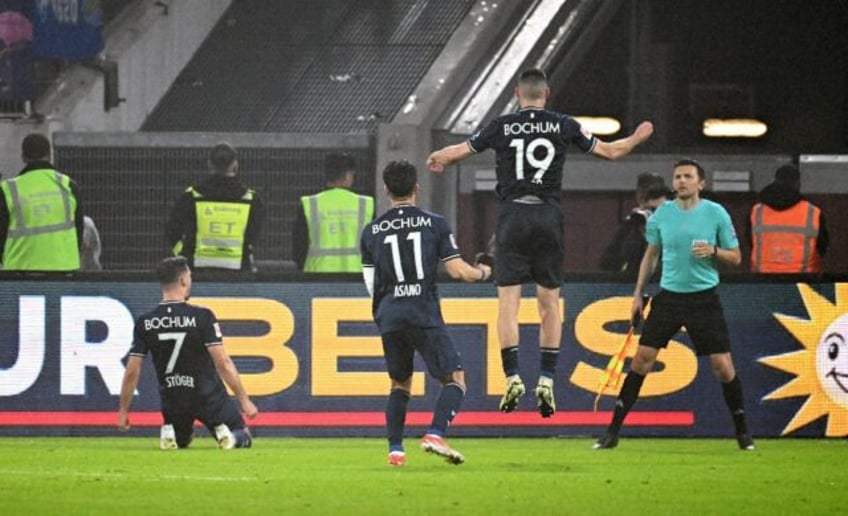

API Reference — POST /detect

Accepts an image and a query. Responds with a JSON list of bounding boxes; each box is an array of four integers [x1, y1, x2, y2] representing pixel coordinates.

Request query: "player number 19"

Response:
[[510, 137, 555, 184]]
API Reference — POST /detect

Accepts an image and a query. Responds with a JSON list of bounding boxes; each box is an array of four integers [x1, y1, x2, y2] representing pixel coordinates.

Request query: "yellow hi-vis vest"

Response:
[[1, 168, 80, 271], [191, 188, 253, 270], [302, 188, 374, 272]]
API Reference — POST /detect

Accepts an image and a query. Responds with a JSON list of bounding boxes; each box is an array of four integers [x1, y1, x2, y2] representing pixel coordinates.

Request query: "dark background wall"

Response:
[[550, 0, 848, 153]]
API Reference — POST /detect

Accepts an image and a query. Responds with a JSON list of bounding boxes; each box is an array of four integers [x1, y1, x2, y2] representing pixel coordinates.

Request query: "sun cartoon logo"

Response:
[[759, 284, 848, 437]]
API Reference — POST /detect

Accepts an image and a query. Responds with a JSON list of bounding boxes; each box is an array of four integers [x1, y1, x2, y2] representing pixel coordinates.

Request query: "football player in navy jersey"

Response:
[[427, 68, 653, 417], [361, 160, 491, 466], [118, 256, 258, 450]]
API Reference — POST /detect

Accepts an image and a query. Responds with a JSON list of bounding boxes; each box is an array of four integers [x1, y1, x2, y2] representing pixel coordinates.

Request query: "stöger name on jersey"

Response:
[[503, 121, 560, 136], [371, 215, 432, 234], [165, 374, 195, 388], [143, 315, 197, 331]]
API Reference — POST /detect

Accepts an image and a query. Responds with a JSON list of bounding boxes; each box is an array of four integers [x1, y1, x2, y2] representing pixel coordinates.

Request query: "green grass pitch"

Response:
[[0, 437, 844, 515]]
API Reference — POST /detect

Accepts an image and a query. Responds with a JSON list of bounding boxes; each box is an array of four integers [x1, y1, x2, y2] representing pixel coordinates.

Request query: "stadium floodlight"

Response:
[[702, 118, 768, 138], [573, 116, 620, 136]]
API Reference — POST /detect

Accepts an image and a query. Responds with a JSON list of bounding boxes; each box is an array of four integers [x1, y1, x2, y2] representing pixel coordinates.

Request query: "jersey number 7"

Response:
[[158, 332, 187, 374]]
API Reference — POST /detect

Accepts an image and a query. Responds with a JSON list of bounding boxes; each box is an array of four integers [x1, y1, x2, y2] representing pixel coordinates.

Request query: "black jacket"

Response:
[[0, 161, 85, 257], [166, 174, 264, 272]]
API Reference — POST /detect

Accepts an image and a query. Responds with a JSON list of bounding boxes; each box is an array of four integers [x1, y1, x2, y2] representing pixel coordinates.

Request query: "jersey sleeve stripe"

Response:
[[466, 140, 478, 154], [129, 352, 146, 357], [441, 253, 462, 262], [205, 341, 223, 347], [586, 137, 598, 154]]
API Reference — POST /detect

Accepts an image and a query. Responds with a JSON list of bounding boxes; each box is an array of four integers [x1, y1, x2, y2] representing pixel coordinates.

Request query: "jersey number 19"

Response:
[[509, 137, 554, 184]]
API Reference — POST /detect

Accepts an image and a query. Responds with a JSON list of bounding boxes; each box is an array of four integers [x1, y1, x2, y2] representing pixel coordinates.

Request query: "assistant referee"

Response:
[[595, 159, 755, 451]]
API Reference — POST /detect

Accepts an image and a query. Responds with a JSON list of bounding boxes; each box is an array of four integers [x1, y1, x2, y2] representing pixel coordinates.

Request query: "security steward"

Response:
[[748, 164, 828, 273], [292, 152, 374, 272], [0, 133, 84, 271], [166, 143, 264, 272]]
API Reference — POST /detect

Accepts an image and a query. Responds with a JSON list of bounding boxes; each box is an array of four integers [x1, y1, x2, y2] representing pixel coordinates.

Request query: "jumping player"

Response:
[[117, 256, 258, 449], [427, 68, 653, 417], [361, 160, 491, 466]]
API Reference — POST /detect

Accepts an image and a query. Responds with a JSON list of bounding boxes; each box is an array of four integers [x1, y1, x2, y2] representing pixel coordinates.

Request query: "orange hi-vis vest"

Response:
[[750, 200, 821, 273]]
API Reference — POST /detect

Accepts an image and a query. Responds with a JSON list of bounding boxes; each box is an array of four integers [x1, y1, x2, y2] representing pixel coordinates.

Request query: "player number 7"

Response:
[[158, 332, 187, 374]]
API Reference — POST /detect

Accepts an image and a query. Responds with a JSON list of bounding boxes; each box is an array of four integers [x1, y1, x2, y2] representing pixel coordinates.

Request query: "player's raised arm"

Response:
[[208, 345, 259, 419], [427, 142, 474, 173], [117, 355, 144, 431], [592, 121, 654, 161], [443, 256, 491, 282]]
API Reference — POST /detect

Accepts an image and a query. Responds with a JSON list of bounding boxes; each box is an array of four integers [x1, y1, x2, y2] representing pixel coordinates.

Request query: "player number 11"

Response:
[[384, 231, 424, 282]]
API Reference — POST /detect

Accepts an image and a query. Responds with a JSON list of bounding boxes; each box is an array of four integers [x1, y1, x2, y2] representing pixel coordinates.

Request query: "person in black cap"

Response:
[[748, 164, 827, 273], [166, 142, 264, 272]]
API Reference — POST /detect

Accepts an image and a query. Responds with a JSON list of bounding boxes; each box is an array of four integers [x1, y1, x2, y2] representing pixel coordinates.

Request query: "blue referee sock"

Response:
[[386, 388, 410, 451], [428, 382, 465, 436]]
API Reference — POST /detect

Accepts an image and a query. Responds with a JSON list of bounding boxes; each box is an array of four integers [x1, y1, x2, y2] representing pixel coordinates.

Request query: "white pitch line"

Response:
[[0, 469, 255, 482]]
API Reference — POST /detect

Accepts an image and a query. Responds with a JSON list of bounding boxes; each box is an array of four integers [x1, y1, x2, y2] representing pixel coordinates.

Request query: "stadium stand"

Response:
[[144, 0, 475, 133]]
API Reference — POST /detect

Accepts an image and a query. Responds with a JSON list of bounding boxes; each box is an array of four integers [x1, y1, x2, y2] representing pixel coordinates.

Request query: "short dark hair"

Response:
[[517, 68, 548, 100], [22, 133, 51, 161], [209, 142, 238, 172], [636, 172, 669, 202], [325, 153, 357, 183], [673, 158, 705, 180], [156, 256, 189, 286], [383, 160, 417, 198]]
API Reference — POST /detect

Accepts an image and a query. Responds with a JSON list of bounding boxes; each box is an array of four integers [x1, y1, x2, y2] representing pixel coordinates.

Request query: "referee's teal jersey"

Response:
[[646, 199, 739, 293]]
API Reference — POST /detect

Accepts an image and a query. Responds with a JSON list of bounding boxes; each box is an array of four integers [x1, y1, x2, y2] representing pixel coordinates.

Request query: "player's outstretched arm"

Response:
[[208, 345, 259, 419], [444, 256, 491, 282], [592, 121, 654, 161], [427, 143, 473, 173], [117, 355, 144, 431]]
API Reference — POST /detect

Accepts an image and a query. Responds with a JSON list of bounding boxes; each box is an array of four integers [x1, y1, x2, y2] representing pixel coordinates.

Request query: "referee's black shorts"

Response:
[[495, 199, 564, 289], [640, 287, 731, 356]]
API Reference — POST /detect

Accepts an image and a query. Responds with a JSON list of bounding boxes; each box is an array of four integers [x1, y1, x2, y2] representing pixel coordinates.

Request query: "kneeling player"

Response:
[[118, 256, 258, 449]]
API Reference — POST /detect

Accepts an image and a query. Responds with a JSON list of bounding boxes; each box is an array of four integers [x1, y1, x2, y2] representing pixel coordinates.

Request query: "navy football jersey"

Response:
[[467, 107, 597, 201], [130, 301, 228, 402], [360, 205, 460, 333]]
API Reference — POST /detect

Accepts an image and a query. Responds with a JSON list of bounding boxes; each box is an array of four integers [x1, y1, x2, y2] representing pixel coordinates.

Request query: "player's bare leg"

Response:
[[535, 285, 562, 417], [497, 285, 525, 412]]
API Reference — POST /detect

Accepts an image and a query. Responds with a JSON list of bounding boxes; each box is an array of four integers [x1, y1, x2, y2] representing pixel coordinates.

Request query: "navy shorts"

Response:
[[381, 327, 463, 381], [640, 288, 731, 356], [495, 200, 564, 288], [162, 392, 245, 448]]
